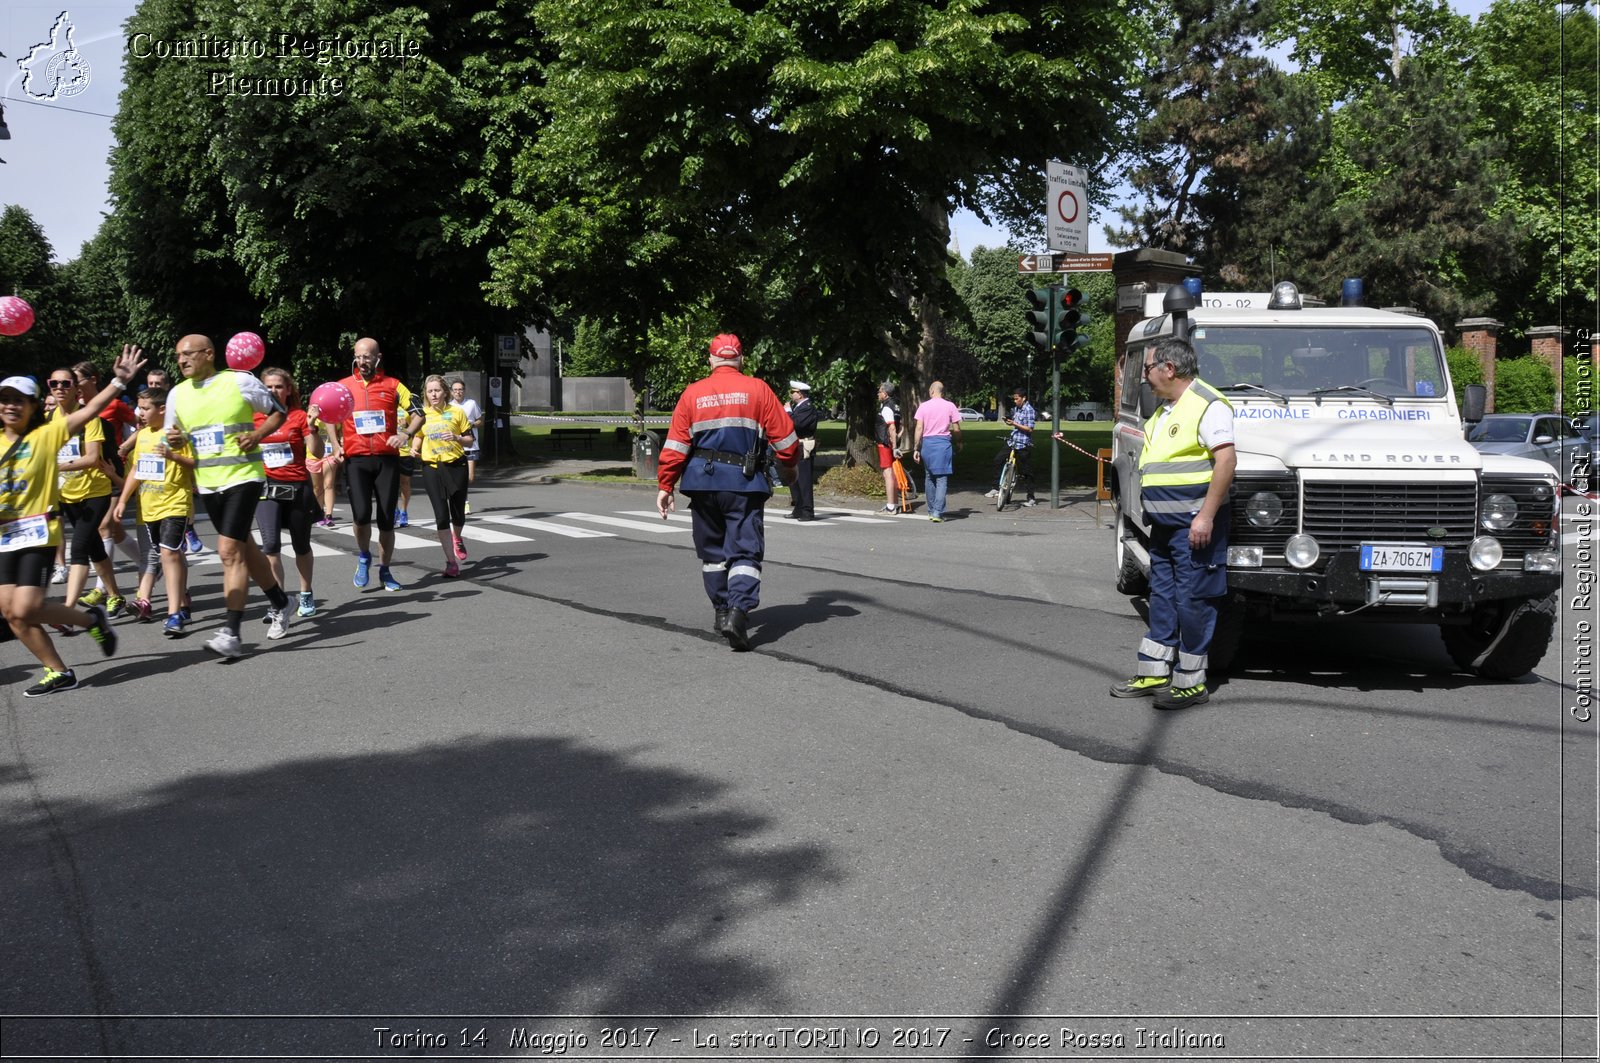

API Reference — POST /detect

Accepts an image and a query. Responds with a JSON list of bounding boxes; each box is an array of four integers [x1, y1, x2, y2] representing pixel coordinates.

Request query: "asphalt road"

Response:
[[1, 473, 1594, 1061]]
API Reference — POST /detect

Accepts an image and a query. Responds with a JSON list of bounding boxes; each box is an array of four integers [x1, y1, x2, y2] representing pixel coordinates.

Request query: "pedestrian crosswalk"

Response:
[[178, 504, 905, 564]]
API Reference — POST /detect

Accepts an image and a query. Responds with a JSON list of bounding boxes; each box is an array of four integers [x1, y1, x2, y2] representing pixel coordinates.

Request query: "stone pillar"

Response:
[[1111, 249, 1196, 412], [1456, 317, 1503, 413], [1528, 326, 1568, 413]]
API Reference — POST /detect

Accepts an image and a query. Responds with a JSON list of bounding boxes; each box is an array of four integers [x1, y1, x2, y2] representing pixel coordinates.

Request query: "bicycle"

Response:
[[995, 446, 1018, 511]]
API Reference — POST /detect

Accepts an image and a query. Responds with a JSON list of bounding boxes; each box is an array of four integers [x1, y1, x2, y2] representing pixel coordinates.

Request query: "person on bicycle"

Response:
[[987, 387, 1037, 507]]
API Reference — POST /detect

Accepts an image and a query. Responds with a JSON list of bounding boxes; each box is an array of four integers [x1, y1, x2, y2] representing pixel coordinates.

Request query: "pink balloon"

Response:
[[308, 381, 354, 425], [225, 331, 266, 370], [0, 296, 36, 337]]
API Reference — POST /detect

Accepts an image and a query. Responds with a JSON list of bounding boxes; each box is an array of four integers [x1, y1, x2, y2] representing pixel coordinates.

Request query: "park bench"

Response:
[[549, 427, 602, 450]]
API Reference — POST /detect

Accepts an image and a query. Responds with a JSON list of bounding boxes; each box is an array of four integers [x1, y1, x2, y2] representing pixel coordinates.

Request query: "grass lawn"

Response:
[[507, 419, 1115, 493]]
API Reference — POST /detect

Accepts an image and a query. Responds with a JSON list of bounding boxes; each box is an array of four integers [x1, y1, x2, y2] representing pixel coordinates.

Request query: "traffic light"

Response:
[[1026, 285, 1058, 354], [1058, 287, 1091, 352]]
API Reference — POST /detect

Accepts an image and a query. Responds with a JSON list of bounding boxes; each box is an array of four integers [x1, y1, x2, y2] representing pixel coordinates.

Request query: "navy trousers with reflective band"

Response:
[[1138, 515, 1228, 687], [688, 491, 766, 612]]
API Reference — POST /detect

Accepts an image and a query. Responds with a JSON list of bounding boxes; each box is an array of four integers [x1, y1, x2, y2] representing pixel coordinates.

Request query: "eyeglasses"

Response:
[[1141, 360, 1168, 377], [176, 348, 211, 357], [48, 380, 76, 389]]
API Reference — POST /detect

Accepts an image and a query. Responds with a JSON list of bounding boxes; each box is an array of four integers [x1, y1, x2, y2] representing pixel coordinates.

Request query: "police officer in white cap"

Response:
[[787, 380, 819, 520]]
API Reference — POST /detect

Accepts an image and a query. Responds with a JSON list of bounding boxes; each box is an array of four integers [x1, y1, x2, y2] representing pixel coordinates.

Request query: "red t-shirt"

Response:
[[99, 397, 138, 441], [254, 408, 312, 482]]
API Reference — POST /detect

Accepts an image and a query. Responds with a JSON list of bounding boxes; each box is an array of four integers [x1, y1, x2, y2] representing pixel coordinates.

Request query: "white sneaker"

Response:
[[266, 609, 289, 640], [50, 565, 66, 584], [205, 629, 244, 658], [1021, 499, 1039, 507], [983, 489, 999, 498]]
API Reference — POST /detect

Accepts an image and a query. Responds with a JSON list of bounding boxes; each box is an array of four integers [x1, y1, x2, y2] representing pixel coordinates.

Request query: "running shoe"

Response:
[[983, 488, 1000, 498], [85, 605, 117, 658], [444, 560, 460, 578], [163, 613, 185, 638], [317, 517, 336, 529], [296, 591, 316, 618], [463, 501, 471, 514], [23, 668, 78, 698], [395, 508, 409, 528], [76, 588, 106, 608], [379, 566, 403, 592], [881, 504, 896, 513], [930, 516, 943, 523], [1154, 683, 1210, 709], [131, 597, 153, 621], [204, 629, 244, 659], [354, 551, 371, 588], [104, 594, 128, 618], [185, 529, 206, 554], [453, 536, 468, 561], [265, 609, 289, 641], [50, 564, 66, 584], [1021, 499, 1039, 507]]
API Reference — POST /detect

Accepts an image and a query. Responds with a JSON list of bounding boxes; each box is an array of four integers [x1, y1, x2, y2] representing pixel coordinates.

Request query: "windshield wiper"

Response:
[[1218, 382, 1289, 406], [1307, 385, 1395, 407]]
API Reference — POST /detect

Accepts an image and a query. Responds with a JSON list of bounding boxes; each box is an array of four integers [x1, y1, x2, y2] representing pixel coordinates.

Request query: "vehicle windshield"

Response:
[[1466, 418, 1533, 443], [1189, 326, 1448, 399]]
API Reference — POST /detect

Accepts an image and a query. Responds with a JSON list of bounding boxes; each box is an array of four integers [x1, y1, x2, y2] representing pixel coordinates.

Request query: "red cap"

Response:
[[709, 333, 743, 360]]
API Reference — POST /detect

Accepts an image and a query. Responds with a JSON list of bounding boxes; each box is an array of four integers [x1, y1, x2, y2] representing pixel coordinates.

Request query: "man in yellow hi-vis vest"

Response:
[[164, 335, 296, 659], [1111, 338, 1235, 709]]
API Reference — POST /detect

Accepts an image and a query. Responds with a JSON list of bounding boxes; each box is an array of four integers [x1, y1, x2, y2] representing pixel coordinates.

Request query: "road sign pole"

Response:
[[1051, 354, 1062, 508]]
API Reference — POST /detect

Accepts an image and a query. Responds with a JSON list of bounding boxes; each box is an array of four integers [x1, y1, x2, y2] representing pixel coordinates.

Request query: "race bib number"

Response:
[[56, 438, 81, 465], [191, 425, 226, 456], [0, 513, 50, 552], [136, 453, 167, 479], [427, 424, 453, 441], [260, 442, 293, 469], [354, 410, 387, 436]]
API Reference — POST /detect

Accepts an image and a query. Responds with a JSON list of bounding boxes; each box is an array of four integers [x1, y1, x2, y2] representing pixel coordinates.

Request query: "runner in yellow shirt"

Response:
[[0, 345, 146, 698], [416, 375, 475, 578], [113, 387, 196, 636], [50, 368, 129, 617]]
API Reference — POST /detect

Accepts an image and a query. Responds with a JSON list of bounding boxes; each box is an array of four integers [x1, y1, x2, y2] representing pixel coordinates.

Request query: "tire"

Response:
[[1440, 592, 1558, 680], [996, 459, 1015, 511], [1114, 509, 1149, 596]]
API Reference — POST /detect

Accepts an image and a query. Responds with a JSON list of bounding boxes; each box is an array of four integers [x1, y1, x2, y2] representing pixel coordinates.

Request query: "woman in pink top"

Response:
[[911, 381, 963, 521]]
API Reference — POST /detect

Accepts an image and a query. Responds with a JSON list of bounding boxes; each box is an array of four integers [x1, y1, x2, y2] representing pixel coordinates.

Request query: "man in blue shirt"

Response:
[[986, 388, 1037, 507]]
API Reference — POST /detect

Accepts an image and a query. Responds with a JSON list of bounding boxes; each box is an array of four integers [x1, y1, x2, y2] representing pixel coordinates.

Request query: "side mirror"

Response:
[[1462, 384, 1486, 423], [1533, 435, 1554, 445], [1138, 381, 1159, 420]]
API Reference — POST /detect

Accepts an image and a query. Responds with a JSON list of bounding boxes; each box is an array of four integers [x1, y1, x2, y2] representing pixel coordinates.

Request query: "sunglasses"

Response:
[[48, 380, 76, 389], [1141, 361, 1168, 377]]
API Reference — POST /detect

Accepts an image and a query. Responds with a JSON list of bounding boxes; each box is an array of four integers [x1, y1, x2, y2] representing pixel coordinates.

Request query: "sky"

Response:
[[2, 1, 1497, 268]]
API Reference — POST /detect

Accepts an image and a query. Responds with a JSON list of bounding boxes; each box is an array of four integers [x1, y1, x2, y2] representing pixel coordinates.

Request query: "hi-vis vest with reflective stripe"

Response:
[[1138, 378, 1231, 527], [171, 371, 265, 491]]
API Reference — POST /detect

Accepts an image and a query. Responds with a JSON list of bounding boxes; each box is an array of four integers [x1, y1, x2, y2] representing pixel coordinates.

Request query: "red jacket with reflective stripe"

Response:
[[658, 366, 798, 495]]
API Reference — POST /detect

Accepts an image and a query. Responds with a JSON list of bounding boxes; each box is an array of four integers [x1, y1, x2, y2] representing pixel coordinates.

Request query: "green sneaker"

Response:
[[84, 605, 118, 658], [24, 668, 78, 698], [1154, 683, 1210, 709], [76, 588, 106, 608], [1110, 675, 1170, 698], [104, 594, 128, 618]]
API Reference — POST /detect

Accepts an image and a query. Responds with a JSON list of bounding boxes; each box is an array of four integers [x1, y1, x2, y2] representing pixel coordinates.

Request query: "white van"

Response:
[[1110, 282, 1562, 679]]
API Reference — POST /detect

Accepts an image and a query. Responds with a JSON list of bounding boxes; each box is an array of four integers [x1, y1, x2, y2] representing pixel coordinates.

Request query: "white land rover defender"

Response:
[[1110, 282, 1562, 680]]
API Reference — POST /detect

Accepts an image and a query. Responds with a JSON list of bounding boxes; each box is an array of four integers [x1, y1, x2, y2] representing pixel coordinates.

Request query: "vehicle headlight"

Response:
[[1285, 533, 1320, 569], [1469, 536, 1504, 571], [1480, 493, 1518, 531], [1246, 491, 1285, 527]]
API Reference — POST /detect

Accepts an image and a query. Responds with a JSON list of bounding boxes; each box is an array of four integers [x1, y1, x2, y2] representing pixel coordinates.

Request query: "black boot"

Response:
[[723, 608, 751, 651], [714, 607, 730, 634]]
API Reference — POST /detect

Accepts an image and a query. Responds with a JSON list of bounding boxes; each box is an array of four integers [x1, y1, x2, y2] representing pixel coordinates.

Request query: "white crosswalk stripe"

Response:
[[456, 525, 531, 544], [324, 525, 440, 549], [476, 514, 615, 538], [555, 512, 688, 534]]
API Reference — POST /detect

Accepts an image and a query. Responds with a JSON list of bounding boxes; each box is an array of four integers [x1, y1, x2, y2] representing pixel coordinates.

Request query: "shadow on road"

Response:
[[1, 735, 840, 1049]]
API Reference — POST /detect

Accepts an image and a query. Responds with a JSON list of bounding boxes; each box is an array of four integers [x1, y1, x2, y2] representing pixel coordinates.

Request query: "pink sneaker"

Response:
[[444, 561, 460, 578], [453, 536, 468, 561], [132, 597, 153, 621]]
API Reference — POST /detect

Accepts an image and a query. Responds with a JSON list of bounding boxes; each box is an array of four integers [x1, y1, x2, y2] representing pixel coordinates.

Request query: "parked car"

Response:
[[957, 407, 985, 422], [1466, 413, 1592, 484]]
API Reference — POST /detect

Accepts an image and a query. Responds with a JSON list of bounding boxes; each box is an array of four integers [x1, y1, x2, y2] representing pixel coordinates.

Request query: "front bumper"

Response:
[[1228, 550, 1560, 614]]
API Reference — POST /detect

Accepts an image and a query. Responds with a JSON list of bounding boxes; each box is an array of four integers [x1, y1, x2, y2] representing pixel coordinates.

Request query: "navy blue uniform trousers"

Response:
[[688, 491, 766, 612]]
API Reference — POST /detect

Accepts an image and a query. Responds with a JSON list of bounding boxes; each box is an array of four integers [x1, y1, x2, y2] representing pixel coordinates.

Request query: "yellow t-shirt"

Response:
[[418, 405, 471, 465], [0, 417, 71, 551], [128, 425, 195, 523], [52, 408, 113, 503]]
